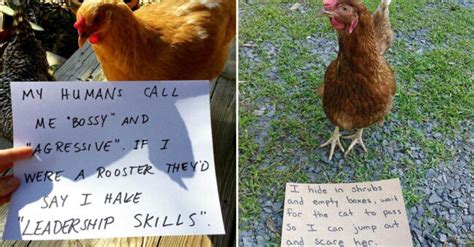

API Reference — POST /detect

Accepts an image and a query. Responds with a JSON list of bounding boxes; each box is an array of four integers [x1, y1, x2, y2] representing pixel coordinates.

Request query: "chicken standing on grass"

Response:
[[318, 0, 395, 160], [74, 0, 236, 81], [0, 8, 52, 142]]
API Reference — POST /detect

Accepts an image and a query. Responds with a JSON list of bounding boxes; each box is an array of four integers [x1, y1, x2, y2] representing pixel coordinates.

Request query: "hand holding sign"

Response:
[[0, 147, 32, 205], [4, 81, 224, 240]]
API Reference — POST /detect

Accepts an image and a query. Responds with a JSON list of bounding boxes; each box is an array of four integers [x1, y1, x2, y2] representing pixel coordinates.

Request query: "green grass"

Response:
[[238, 0, 473, 242]]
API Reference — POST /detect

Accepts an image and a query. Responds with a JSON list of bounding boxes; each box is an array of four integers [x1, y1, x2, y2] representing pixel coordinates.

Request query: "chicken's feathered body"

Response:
[[323, 16, 395, 130], [0, 10, 51, 142], [319, 0, 395, 160], [75, 0, 236, 81]]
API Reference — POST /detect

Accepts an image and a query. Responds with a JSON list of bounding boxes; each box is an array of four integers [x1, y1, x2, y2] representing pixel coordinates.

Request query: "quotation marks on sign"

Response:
[[29, 139, 121, 155], [66, 113, 116, 128], [200, 211, 211, 227], [18, 215, 116, 236], [34, 112, 153, 131]]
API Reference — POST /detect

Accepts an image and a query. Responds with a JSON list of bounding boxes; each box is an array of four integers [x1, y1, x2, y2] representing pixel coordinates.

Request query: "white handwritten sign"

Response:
[[4, 81, 224, 240], [281, 179, 413, 246]]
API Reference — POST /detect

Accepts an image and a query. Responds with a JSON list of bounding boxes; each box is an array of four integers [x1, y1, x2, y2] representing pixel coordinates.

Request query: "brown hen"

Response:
[[319, 0, 395, 160], [74, 0, 236, 81]]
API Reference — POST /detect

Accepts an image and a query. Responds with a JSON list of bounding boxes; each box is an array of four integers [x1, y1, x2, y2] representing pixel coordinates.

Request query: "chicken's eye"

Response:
[[340, 5, 351, 13], [94, 14, 103, 24]]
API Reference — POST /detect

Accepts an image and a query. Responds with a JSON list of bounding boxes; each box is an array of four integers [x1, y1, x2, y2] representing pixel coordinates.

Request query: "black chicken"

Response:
[[0, 8, 52, 142], [0, 7, 15, 72]]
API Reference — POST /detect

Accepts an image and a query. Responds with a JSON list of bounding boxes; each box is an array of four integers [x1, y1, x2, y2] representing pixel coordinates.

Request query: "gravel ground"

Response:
[[239, 1, 473, 246], [240, 114, 472, 246], [410, 126, 473, 246]]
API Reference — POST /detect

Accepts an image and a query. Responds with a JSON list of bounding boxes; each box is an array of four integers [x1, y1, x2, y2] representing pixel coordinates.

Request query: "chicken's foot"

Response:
[[343, 128, 367, 156], [320, 126, 345, 161]]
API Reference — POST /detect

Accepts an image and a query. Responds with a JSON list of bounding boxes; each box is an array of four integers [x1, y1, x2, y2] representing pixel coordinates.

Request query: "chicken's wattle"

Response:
[[89, 34, 100, 44], [347, 17, 359, 34], [330, 18, 345, 30]]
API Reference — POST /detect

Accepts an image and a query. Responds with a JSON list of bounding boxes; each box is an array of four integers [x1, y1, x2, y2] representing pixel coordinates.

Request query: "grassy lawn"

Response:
[[239, 0, 473, 244]]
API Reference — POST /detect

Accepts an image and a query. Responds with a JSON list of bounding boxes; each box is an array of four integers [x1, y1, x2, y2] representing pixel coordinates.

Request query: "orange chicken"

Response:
[[74, 0, 236, 81]]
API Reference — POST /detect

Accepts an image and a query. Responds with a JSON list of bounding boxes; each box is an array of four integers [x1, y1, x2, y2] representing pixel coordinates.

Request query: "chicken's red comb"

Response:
[[323, 0, 337, 9], [74, 16, 86, 32]]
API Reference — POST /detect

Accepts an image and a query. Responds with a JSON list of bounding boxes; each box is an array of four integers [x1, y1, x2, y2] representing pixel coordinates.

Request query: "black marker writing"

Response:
[[24, 170, 64, 183], [35, 118, 56, 129], [22, 88, 43, 100], [80, 193, 92, 206], [133, 139, 148, 150], [61, 87, 122, 101], [121, 115, 149, 126], [133, 212, 199, 229], [160, 139, 170, 150], [41, 194, 68, 209], [143, 86, 179, 98], [166, 160, 209, 174], [21, 216, 115, 236]]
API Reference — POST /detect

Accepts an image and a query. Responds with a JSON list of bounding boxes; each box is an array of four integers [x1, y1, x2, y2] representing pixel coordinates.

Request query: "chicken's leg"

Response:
[[343, 128, 367, 156], [320, 126, 345, 161]]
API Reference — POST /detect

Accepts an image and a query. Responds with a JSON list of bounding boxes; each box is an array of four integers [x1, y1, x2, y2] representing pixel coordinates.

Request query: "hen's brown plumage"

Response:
[[319, 0, 395, 159]]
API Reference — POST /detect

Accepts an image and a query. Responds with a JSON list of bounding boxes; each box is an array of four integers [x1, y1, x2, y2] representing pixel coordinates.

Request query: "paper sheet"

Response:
[[4, 81, 224, 240], [281, 179, 413, 246]]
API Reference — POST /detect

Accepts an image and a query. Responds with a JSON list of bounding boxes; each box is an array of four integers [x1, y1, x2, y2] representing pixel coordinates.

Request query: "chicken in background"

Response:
[[0, 8, 53, 142], [318, 0, 395, 160], [0, 4, 48, 66], [29, 3, 78, 58], [74, 0, 236, 81], [0, 9, 14, 72]]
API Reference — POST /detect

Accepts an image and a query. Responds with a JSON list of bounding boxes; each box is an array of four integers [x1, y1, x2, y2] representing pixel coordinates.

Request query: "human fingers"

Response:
[[0, 147, 33, 166], [0, 175, 20, 198], [0, 162, 13, 174], [0, 193, 12, 206]]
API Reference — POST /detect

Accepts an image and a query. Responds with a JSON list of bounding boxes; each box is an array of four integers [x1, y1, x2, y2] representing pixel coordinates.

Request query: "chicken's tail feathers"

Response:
[[317, 84, 324, 98], [382, 0, 392, 7], [372, 0, 393, 55], [376, 0, 391, 15]]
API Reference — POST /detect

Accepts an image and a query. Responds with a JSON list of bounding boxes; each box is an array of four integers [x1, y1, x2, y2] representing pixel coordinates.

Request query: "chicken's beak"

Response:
[[320, 8, 336, 18], [78, 35, 88, 48], [74, 16, 88, 48]]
